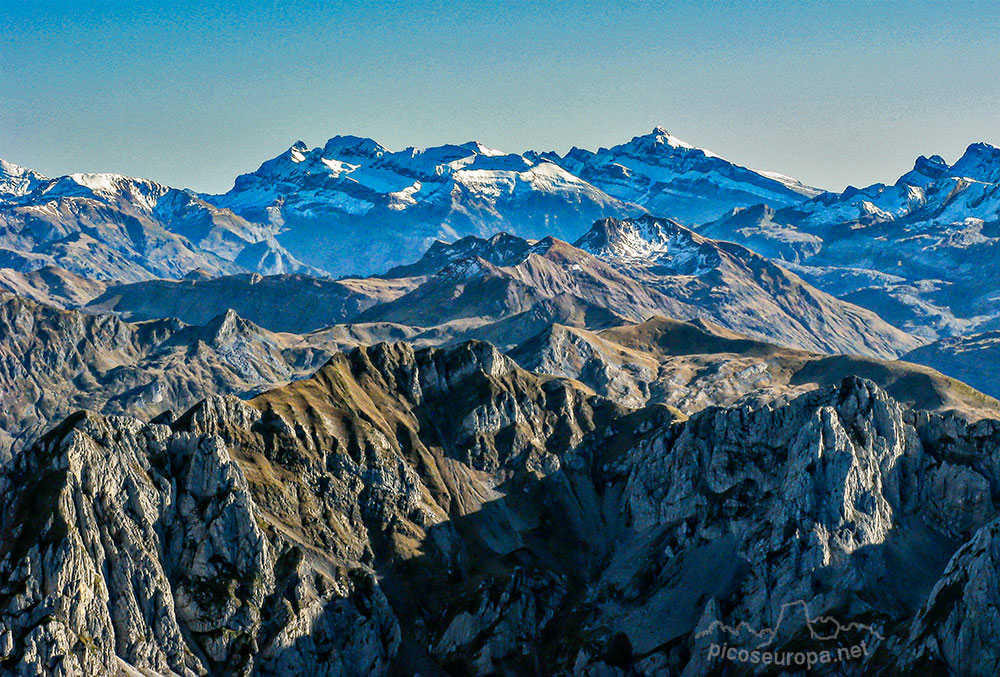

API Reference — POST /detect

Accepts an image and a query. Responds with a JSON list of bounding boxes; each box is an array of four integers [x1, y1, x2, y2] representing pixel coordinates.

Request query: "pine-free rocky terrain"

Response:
[[4, 129, 1000, 675], [4, 340, 1000, 675]]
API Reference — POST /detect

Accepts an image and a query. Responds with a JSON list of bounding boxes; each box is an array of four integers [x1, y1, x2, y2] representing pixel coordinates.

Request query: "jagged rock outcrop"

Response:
[[3, 339, 1000, 674], [0, 409, 399, 676], [0, 294, 336, 460]]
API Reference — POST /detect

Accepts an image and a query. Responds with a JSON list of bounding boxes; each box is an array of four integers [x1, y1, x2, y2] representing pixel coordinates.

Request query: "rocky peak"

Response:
[[948, 142, 1000, 184], [609, 125, 708, 160], [573, 215, 697, 261], [196, 308, 259, 347], [0, 159, 47, 198], [895, 153, 950, 188], [382, 232, 535, 278], [724, 203, 778, 224], [322, 134, 387, 159]]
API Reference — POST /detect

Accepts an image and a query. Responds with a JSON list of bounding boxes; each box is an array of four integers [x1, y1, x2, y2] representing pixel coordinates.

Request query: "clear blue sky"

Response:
[[2, 0, 998, 193]]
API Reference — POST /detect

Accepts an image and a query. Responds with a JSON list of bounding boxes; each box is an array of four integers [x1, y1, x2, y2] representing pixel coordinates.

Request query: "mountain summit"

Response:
[[550, 127, 821, 225], [201, 129, 819, 275], [1, 130, 823, 279]]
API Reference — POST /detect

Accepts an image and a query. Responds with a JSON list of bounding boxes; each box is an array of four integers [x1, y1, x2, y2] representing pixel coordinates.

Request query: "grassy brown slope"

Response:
[[512, 316, 1000, 421]]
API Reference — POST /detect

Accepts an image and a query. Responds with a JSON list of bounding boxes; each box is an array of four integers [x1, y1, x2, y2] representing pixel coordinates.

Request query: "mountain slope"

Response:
[[86, 272, 418, 333], [0, 293, 338, 459], [902, 330, 1000, 401], [3, 340, 1000, 673], [509, 316, 998, 418], [570, 216, 922, 357], [74, 215, 920, 360], [0, 162, 318, 281], [0, 264, 107, 308], [699, 143, 1000, 339], [545, 127, 820, 225]]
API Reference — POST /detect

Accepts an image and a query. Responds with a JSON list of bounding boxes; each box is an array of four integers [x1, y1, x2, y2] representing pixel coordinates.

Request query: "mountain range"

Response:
[[1, 128, 821, 280], [700, 143, 1000, 339], [57, 216, 917, 361], [4, 127, 1000, 675], [3, 334, 1000, 674]]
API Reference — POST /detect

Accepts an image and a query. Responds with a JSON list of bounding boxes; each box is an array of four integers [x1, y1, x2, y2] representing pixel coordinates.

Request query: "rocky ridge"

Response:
[[2, 340, 1000, 674], [75, 217, 921, 360], [0, 293, 338, 460]]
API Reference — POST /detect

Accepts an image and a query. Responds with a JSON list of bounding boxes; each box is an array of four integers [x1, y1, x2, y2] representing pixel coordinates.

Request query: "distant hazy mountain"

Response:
[[540, 126, 821, 224], [699, 142, 1000, 339], [84, 216, 919, 358], [207, 136, 637, 275], [1, 129, 823, 280], [207, 128, 819, 275], [0, 160, 318, 281]]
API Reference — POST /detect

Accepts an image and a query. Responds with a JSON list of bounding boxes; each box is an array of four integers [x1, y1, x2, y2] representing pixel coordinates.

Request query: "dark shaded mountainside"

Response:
[[3, 338, 1000, 674]]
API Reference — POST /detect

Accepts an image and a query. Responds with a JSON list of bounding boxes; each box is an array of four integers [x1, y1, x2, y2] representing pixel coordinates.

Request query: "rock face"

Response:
[[3, 339, 1000, 675], [0, 294, 337, 460], [0, 407, 399, 676]]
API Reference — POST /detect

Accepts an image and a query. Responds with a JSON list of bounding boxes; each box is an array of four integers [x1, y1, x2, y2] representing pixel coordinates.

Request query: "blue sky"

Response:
[[2, 0, 998, 193]]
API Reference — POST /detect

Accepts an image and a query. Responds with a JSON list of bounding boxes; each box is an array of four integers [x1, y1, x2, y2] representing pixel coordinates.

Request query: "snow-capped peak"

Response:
[[0, 159, 48, 198], [288, 141, 309, 163], [948, 142, 1000, 184], [610, 126, 720, 160], [322, 135, 387, 159], [648, 126, 702, 152], [459, 141, 506, 157], [56, 173, 169, 211], [574, 215, 686, 258], [573, 216, 717, 275]]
